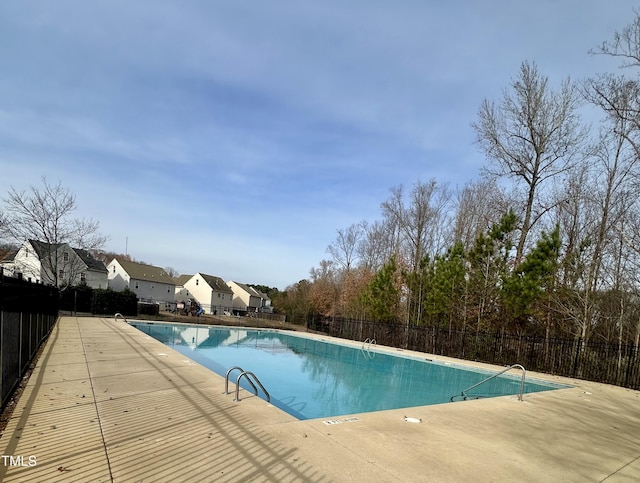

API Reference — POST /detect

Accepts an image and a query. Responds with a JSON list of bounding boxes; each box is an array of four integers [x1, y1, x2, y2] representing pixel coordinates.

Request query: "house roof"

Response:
[[116, 259, 176, 285], [230, 281, 269, 299], [25, 240, 107, 273], [73, 248, 108, 273], [0, 248, 16, 262], [28, 239, 64, 258], [175, 274, 192, 287], [198, 273, 234, 294]]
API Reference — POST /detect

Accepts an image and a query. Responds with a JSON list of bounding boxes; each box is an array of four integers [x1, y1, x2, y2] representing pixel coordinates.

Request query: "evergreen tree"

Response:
[[423, 243, 466, 329], [466, 210, 518, 331], [501, 226, 561, 332], [362, 256, 401, 322]]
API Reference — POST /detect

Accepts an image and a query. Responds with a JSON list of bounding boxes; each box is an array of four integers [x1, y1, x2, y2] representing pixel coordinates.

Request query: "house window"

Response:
[[63, 252, 69, 262], [135, 282, 139, 289], [59, 269, 64, 278], [113, 266, 116, 273], [196, 279, 199, 285], [81, 272, 86, 282], [218, 293, 220, 298]]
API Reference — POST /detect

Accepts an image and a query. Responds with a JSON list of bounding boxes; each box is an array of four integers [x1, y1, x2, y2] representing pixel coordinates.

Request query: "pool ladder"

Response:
[[451, 364, 526, 402], [224, 366, 270, 403], [114, 313, 128, 323], [361, 338, 376, 359]]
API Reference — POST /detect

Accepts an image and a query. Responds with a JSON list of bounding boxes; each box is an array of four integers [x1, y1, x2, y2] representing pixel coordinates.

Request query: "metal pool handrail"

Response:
[[114, 313, 128, 323], [224, 366, 270, 403], [455, 364, 527, 402], [361, 338, 377, 359], [224, 366, 256, 395], [235, 371, 270, 403]]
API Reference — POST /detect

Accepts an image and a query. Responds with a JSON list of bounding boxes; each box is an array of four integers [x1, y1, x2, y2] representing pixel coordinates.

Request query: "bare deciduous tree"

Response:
[[566, 14, 640, 342], [452, 178, 509, 251], [308, 259, 339, 317], [585, 74, 640, 157], [587, 11, 640, 161], [356, 220, 393, 272], [164, 266, 179, 278], [326, 223, 363, 272], [379, 179, 452, 324], [0, 211, 8, 245], [381, 179, 451, 272], [1, 178, 107, 286], [473, 61, 586, 264], [591, 11, 640, 68]]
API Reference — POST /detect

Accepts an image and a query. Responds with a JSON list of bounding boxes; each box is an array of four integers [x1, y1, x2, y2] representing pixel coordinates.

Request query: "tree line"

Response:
[[273, 12, 640, 350]]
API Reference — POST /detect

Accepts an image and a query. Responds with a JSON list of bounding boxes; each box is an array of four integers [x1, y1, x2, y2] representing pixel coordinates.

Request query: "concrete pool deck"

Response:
[[0, 317, 639, 482]]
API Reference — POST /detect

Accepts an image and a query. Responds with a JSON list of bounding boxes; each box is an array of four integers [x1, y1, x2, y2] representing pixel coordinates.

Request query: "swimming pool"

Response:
[[131, 321, 568, 420]]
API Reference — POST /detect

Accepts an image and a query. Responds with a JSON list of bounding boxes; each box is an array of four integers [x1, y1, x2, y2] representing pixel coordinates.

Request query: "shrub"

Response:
[[93, 288, 138, 316]]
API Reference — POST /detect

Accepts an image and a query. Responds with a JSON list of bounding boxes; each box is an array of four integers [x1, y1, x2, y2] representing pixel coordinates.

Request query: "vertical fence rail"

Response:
[[307, 317, 640, 391], [0, 272, 58, 411]]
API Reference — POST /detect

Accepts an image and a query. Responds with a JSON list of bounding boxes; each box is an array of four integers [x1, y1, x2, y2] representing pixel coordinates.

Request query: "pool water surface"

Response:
[[131, 321, 568, 420]]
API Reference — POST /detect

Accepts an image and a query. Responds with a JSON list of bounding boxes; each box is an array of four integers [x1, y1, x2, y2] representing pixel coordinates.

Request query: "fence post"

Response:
[[624, 344, 636, 388], [432, 326, 437, 354], [572, 337, 582, 378], [19, 312, 23, 375], [0, 308, 3, 406]]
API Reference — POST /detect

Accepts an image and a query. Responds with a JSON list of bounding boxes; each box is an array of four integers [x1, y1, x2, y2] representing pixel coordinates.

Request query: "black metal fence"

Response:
[[308, 317, 640, 390], [0, 272, 58, 410]]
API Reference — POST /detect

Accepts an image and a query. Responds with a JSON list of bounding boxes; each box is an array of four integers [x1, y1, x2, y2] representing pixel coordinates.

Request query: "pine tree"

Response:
[[501, 226, 561, 332]]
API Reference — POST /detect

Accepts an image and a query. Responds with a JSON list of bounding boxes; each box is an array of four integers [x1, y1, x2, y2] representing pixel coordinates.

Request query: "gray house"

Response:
[[0, 239, 108, 288]]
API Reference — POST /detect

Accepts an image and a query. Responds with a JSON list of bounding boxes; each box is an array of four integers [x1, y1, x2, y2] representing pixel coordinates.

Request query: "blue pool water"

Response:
[[131, 321, 568, 420]]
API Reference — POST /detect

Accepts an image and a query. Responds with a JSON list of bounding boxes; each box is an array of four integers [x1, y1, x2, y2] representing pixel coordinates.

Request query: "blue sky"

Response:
[[0, 1, 637, 289]]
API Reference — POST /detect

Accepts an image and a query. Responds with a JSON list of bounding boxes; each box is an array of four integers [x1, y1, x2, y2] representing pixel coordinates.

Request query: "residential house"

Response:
[[0, 249, 16, 277], [174, 274, 192, 299], [227, 281, 272, 315], [175, 273, 234, 315], [73, 248, 110, 289], [173, 274, 195, 313], [0, 248, 13, 267], [0, 239, 108, 288], [107, 258, 176, 307]]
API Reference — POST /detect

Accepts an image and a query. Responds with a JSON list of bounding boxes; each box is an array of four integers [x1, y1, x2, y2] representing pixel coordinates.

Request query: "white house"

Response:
[[72, 247, 109, 289], [107, 258, 176, 307], [175, 272, 234, 315], [0, 239, 108, 289], [174, 274, 192, 299], [227, 281, 272, 315]]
